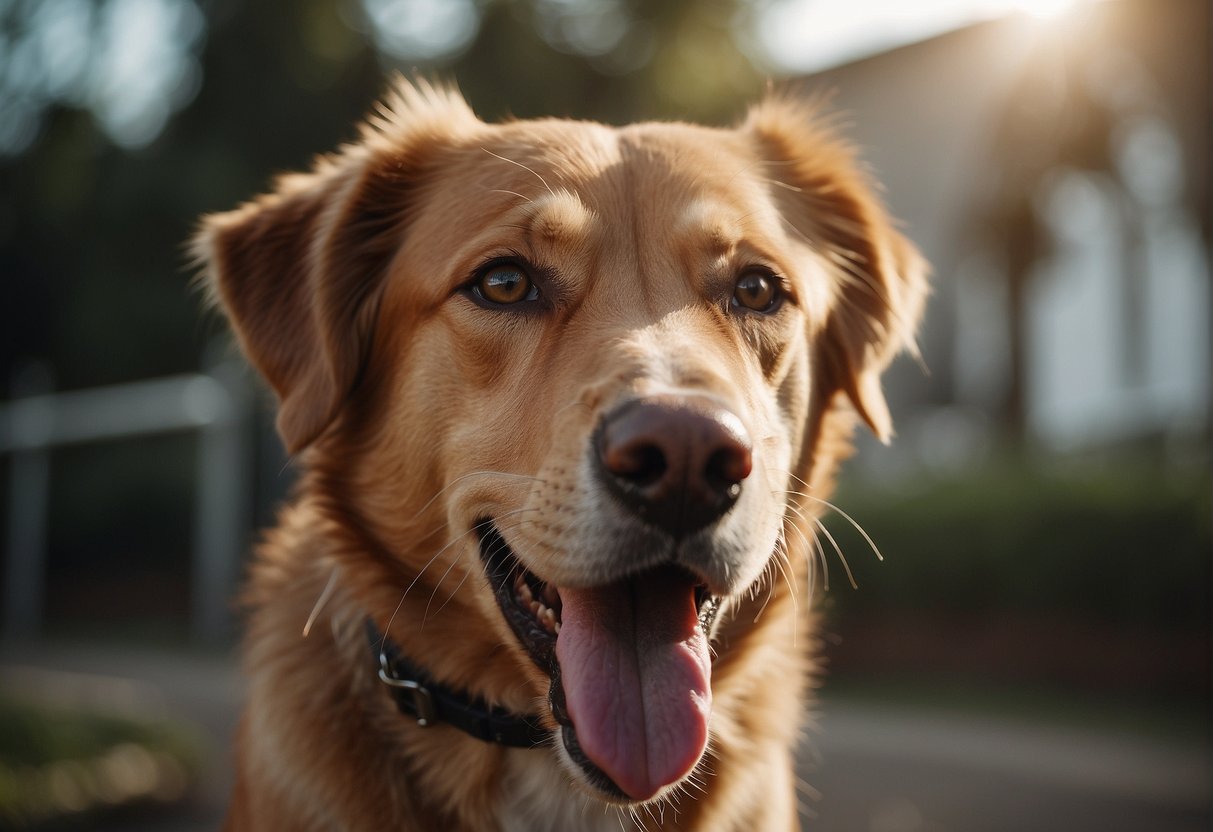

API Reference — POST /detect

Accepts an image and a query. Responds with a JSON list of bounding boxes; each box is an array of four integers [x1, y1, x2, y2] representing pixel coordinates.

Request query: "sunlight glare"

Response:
[[755, 0, 1100, 74], [1008, 0, 1079, 18]]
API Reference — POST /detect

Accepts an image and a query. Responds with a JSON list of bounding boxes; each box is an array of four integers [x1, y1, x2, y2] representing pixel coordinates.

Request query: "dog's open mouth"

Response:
[[480, 523, 721, 802]]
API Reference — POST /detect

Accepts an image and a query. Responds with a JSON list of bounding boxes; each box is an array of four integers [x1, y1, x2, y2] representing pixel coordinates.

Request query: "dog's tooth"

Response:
[[529, 600, 541, 616], [517, 582, 533, 604], [553, 619, 561, 635]]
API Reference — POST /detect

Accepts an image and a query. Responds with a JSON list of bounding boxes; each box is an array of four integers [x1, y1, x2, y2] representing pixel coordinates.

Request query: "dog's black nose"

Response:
[[595, 396, 752, 538]]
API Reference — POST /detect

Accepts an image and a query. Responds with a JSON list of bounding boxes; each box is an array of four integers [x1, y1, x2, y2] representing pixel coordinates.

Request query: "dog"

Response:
[[194, 78, 925, 831]]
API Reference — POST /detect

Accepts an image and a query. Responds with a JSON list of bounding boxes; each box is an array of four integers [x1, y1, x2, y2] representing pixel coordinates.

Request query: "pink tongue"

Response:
[[555, 568, 711, 801]]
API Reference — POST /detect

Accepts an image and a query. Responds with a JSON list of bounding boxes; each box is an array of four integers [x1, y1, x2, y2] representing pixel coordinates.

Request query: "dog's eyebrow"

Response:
[[675, 199, 743, 257], [523, 190, 595, 249], [438, 190, 595, 286]]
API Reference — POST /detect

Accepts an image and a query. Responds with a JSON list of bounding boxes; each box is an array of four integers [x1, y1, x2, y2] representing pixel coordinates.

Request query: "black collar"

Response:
[[365, 619, 549, 749]]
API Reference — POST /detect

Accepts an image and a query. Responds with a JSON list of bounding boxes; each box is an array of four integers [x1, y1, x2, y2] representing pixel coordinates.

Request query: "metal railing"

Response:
[[0, 356, 254, 643]]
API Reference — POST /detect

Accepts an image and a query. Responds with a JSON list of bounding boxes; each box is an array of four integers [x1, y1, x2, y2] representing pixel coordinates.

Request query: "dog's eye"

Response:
[[733, 270, 780, 313], [473, 264, 538, 306]]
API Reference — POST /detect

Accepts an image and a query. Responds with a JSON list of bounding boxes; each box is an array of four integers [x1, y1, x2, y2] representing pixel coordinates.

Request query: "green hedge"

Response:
[[0, 697, 202, 829], [817, 459, 1211, 631]]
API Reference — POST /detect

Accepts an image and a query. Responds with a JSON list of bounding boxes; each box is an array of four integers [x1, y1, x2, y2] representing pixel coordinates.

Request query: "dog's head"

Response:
[[196, 79, 925, 805]]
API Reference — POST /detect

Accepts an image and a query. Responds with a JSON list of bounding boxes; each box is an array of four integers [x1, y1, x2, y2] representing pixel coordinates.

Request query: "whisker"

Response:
[[476, 514, 540, 578], [784, 502, 841, 581], [408, 470, 544, 525], [420, 554, 465, 630], [425, 516, 541, 629], [765, 534, 800, 642], [380, 522, 483, 645], [778, 532, 803, 599], [800, 492, 887, 562], [777, 514, 818, 600], [489, 188, 533, 204], [482, 148, 556, 199], [752, 560, 778, 623], [552, 396, 594, 421], [302, 565, 340, 637], [682, 771, 707, 795], [810, 512, 857, 590], [380, 509, 536, 644], [763, 176, 804, 193], [427, 567, 474, 622], [780, 489, 885, 563], [777, 470, 885, 590], [400, 523, 483, 598], [784, 512, 830, 593]]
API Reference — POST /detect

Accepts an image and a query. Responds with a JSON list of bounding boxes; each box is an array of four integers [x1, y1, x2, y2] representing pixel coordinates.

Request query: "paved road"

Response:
[[3, 642, 1208, 831], [805, 704, 1210, 832]]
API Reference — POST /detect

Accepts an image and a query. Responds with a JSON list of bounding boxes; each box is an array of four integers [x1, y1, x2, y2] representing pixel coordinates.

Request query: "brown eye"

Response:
[[474, 264, 537, 306], [733, 270, 780, 313]]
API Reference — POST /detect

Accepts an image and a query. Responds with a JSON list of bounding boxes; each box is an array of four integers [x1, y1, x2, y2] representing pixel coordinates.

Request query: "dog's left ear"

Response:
[[744, 96, 928, 442]]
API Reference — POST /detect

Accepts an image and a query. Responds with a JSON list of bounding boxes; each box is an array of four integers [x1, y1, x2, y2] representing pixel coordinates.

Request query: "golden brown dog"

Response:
[[195, 78, 925, 831]]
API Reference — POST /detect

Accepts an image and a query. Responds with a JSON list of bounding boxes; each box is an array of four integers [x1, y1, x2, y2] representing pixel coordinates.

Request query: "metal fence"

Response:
[[0, 357, 254, 643]]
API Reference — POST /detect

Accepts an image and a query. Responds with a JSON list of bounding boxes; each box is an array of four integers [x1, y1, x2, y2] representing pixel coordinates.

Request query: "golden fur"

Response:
[[195, 79, 926, 831]]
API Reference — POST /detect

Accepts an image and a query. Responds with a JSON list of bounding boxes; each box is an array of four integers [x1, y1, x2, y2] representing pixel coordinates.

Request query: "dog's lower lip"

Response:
[[480, 524, 560, 671], [477, 520, 721, 799]]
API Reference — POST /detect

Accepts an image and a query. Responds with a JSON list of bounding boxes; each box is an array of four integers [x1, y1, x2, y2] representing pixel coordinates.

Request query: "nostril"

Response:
[[604, 440, 667, 488], [705, 445, 752, 493]]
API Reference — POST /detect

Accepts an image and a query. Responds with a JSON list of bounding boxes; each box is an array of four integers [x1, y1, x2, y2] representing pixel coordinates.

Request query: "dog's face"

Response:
[[198, 81, 924, 806]]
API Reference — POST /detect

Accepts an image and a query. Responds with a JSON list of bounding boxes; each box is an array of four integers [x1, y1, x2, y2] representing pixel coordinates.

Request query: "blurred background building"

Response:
[[0, 0, 1208, 829]]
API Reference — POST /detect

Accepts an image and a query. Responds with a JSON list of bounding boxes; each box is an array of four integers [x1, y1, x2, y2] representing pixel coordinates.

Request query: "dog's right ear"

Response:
[[193, 79, 478, 454]]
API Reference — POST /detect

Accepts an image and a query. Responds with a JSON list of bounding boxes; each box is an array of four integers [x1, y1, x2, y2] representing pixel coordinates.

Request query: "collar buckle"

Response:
[[366, 618, 547, 747], [378, 651, 437, 727]]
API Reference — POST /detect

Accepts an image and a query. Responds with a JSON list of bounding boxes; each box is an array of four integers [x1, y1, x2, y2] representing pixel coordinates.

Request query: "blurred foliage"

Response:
[[0, 0, 765, 392], [0, 697, 198, 767], [0, 695, 201, 828], [825, 458, 1211, 631]]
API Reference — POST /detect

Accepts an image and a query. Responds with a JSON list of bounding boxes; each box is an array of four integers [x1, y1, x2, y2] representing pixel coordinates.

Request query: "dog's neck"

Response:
[[367, 618, 549, 747], [496, 750, 641, 832], [253, 501, 808, 830]]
